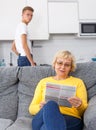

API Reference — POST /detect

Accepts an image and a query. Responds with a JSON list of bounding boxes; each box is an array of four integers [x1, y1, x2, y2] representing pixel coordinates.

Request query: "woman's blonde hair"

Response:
[[52, 50, 76, 72]]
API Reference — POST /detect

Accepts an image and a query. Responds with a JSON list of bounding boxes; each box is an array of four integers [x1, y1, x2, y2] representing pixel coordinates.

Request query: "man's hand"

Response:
[[31, 62, 36, 66]]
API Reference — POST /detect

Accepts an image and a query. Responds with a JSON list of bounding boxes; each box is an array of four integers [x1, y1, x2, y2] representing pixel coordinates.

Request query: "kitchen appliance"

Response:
[[79, 22, 96, 37]]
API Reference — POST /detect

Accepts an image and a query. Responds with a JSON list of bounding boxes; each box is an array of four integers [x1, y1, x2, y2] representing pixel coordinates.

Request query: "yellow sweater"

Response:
[[29, 76, 88, 119]]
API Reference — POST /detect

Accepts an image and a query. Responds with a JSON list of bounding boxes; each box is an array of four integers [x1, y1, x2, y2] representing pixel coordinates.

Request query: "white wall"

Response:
[[33, 35, 96, 65], [0, 35, 96, 66]]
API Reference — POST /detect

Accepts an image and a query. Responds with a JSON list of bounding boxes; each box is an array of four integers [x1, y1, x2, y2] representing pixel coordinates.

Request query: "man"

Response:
[[12, 6, 36, 66]]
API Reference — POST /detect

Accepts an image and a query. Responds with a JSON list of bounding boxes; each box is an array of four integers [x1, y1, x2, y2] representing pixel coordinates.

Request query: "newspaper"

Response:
[[45, 82, 76, 107]]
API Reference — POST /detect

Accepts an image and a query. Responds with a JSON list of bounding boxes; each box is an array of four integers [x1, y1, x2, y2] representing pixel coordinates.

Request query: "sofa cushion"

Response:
[[0, 118, 13, 130], [0, 67, 19, 121], [71, 62, 96, 100], [6, 117, 32, 130], [17, 66, 54, 118]]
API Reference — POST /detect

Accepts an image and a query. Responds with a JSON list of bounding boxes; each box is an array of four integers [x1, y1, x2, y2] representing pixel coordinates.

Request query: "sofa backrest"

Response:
[[0, 66, 19, 121], [17, 66, 55, 118], [71, 62, 96, 100]]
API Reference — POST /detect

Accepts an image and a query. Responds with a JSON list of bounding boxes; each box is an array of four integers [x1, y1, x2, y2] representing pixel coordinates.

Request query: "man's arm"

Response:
[[11, 41, 19, 56], [21, 34, 36, 66]]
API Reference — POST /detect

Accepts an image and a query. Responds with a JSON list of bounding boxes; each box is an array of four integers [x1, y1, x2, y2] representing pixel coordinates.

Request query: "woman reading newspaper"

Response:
[[29, 50, 88, 130]]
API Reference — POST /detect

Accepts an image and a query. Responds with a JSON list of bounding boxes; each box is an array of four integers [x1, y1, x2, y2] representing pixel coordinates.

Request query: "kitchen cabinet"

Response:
[[26, 0, 49, 40], [78, 0, 96, 20], [48, 1, 78, 33], [0, 0, 26, 40], [0, 0, 49, 40]]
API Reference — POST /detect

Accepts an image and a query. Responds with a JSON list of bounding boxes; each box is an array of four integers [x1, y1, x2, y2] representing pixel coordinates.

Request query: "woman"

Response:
[[29, 50, 88, 130]]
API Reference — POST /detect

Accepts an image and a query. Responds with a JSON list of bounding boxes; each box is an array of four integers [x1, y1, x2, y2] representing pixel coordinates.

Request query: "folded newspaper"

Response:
[[45, 82, 76, 107]]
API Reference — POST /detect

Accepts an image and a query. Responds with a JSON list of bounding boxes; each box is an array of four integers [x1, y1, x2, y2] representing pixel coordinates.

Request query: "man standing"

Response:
[[12, 6, 36, 66]]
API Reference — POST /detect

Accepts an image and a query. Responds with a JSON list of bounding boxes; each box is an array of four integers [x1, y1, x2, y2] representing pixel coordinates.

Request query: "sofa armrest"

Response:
[[83, 95, 96, 130]]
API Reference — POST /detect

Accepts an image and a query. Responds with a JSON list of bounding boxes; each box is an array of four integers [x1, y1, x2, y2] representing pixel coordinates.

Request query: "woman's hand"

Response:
[[68, 97, 82, 108], [39, 101, 46, 109]]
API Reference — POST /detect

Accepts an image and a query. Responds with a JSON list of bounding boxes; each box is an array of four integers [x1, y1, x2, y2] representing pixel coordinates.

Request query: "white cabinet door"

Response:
[[27, 0, 49, 40], [48, 2, 78, 33], [0, 0, 26, 40], [78, 0, 96, 20]]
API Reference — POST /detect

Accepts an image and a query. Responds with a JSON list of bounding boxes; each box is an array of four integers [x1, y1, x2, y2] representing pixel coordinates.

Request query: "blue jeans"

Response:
[[32, 101, 83, 130], [18, 54, 33, 66]]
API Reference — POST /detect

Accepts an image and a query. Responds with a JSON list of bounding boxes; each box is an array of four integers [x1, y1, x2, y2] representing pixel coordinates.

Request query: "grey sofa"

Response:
[[0, 62, 96, 130]]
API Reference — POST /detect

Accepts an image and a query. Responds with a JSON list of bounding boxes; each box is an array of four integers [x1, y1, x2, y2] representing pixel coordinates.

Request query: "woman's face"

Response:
[[54, 57, 72, 78]]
